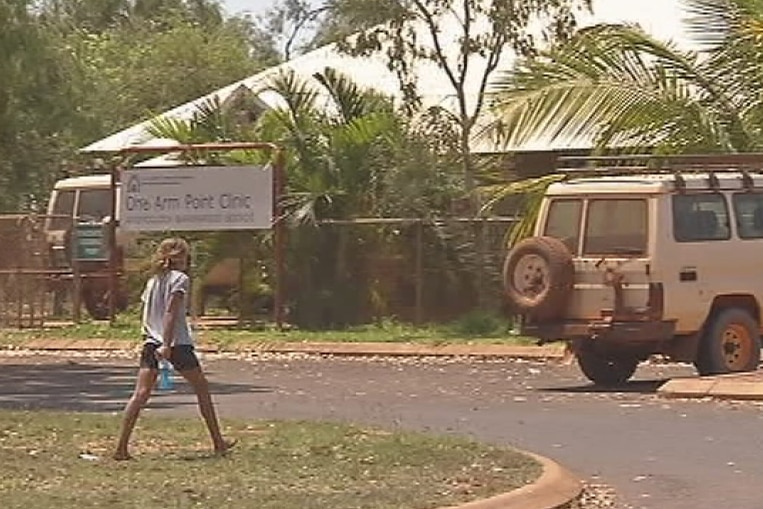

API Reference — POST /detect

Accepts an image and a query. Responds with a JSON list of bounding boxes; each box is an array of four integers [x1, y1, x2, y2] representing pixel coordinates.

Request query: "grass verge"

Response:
[[0, 410, 541, 509], [0, 313, 538, 348]]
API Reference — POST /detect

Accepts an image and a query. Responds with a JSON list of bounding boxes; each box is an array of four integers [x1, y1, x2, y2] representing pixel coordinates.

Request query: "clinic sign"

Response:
[[120, 165, 273, 231]]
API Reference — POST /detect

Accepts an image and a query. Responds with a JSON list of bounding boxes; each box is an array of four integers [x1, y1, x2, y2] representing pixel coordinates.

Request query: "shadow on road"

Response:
[[0, 361, 272, 413], [538, 379, 669, 395]]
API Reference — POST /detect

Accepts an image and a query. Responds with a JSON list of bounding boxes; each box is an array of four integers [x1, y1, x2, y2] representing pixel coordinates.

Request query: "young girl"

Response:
[[114, 237, 235, 460]]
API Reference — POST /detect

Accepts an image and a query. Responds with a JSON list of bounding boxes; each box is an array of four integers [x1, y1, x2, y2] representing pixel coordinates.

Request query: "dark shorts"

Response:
[[140, 342, 200, 372]]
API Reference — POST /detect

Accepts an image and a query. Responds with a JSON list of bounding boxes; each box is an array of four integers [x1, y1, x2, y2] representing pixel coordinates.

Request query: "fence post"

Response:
[[477, 217, 488, 308], [71, 224, 81, 324], [415, 219, 423, 324], [108, 164, 119, 325]]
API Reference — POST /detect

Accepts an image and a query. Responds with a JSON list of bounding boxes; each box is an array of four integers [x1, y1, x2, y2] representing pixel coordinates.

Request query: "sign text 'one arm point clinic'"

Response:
[[119, 165, 273, 231]]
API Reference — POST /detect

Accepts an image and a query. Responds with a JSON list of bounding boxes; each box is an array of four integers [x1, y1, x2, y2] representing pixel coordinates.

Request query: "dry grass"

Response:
[[0, 410, 541, 509]]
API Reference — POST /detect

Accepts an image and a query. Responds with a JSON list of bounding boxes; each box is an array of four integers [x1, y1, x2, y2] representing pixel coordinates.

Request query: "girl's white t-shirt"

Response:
[[141, 270, 194, 346]]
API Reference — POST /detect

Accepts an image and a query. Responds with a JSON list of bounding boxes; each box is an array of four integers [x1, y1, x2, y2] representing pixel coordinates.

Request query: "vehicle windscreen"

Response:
[[78, 189, 112, 222]]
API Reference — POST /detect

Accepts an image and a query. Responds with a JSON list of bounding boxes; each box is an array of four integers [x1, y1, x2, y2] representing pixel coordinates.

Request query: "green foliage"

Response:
[[70, 14, 264, 141], [253, 69, 489, 327], [0, 0, 275, 212], [0, 0, 80, 210], [487, 0, 763, 154], [445, 309, 512, 337], [325, 0, 593, 196], [480, 173, 565, 246], [0, 315, 538, 345]]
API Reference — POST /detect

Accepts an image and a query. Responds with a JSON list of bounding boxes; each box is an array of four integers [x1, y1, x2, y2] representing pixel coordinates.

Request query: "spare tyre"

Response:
[[502, 236, 574, 320]]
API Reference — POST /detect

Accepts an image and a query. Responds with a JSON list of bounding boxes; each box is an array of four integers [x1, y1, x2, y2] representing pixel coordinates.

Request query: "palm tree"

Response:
[[480, 0, 763, 241], [488, 0, 763, 153], [257, 68, 475, 326], [147, 68, 503, 326]]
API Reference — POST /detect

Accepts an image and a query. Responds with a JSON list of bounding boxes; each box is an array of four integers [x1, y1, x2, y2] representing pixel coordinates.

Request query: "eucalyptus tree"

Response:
[[257, 0, 331, 59], [37, 0, 273, 146], [0, 0, 79, 210], [318, 0, 592, 204]]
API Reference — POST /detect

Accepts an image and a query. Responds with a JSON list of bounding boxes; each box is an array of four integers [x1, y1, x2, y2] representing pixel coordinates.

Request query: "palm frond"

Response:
[[479, 174, 565, 247], [264, 70, 320, 126], [682, 0, 746, 49], [484, 23, 747, 152], [146, 116, 197, 144], [313, 67, 373, 123]]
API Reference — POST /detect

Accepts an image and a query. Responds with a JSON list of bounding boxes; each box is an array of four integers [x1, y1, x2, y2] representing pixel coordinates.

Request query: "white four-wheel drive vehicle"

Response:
[[45, 174, 129, 319], [503, 155, 763, 385], [45, 174, 243, 319]]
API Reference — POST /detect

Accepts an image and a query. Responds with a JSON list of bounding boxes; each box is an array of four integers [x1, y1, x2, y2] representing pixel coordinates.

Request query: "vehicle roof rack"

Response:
[[554, 153, 763, 191], [556, 153, 763, 174], [742, 170, 755, 190]]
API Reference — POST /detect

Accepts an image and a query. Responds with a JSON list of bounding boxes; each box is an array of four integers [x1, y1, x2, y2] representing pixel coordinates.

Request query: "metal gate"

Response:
[[0, 214, 53, 328]]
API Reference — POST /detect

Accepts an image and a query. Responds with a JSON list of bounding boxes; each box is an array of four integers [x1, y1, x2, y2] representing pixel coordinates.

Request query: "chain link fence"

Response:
[[0, 214, 518, 329], [286, 217, 517, 327]]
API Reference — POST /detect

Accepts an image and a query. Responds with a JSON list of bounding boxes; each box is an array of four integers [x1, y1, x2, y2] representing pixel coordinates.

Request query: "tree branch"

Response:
[[283, 5, 330, 60]]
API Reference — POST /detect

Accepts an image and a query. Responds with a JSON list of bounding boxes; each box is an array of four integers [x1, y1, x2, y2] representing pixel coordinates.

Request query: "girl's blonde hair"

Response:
[[152, 237, 189, 274]]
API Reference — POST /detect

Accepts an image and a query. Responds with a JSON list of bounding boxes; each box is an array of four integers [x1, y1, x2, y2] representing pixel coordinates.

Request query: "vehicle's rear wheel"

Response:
[[576, 349, 639, 386], [502, 236, 574, 320], [694, 308, 761, 376]]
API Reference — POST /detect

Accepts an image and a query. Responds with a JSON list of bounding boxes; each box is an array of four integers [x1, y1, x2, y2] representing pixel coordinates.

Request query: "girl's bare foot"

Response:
[[214, 438, 237, 456], [113, 450, 133, 461]]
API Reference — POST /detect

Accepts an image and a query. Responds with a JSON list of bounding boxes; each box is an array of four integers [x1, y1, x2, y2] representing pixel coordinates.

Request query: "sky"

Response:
[[221, 0, 295, 17], [223, 0, 686, 46]]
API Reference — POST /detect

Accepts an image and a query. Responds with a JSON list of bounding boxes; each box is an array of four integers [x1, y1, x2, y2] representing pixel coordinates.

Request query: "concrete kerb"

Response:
[[658, 370, 763, 401], [3, 339, 568, 360], [224, 342, 568, 360], [438, 452, 582, 509]]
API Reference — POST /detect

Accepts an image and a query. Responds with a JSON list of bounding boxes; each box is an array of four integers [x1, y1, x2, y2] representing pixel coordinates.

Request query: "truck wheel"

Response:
[[83, 286, 109, 320], [503, 236, 574, 320], [695, 308, 761, 376], [577, 350, 638, 386], [82, 283, 128, 321]]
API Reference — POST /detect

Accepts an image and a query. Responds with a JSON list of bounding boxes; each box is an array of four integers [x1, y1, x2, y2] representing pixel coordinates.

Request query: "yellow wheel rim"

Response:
[[722, 323, 754, 371]]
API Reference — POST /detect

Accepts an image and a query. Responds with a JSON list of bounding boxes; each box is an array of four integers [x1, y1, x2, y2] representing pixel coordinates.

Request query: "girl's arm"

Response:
[[157, 291, 183, 359]]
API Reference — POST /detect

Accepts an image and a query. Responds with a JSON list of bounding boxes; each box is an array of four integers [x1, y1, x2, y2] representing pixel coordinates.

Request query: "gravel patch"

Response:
[[569, 483, 633, 509]]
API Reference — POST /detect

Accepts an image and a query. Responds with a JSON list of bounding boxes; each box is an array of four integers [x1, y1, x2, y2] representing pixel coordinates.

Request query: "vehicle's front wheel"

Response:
[[82, 281, 128, 320], [695, 308, 761, 376], [576, 349, 639, 386]]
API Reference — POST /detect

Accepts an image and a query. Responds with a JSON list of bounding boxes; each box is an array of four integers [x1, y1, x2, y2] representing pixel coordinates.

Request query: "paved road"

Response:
[[1, 351, 762, 509]]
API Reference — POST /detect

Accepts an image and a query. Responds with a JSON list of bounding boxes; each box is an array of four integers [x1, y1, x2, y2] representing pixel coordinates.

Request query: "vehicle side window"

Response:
[[672, 194, 730, 242], [732, 192, 763, 239], [78, 189, 112, 221], [50, 190, 75, 230], [544, 199, 582, 253], [583, 199, 647, 256]]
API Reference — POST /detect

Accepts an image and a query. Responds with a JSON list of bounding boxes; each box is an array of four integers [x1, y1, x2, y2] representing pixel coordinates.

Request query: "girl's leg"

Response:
[[114, 367, 157, 460], [178, 367, 233, 453]]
